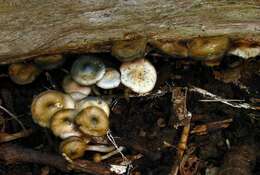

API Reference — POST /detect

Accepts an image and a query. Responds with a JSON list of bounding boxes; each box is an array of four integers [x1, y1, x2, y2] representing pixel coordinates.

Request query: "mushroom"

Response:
[[60, 136, 115, 159], [112, 38, 147, 62], [93, 146, 124, 163], [8, 63, 41, 85], [62, 75, 91, 101], [96, 68, 121, 89], [50, 109, 81, 139], [74, 106, 109, 137], [31, 90, 75, 128], [120, 58, 157, 94], [71, 55, 105, 86], [76, 97, 110, 116], [187, 36, 230, 65], [34, 54, 65, 70]]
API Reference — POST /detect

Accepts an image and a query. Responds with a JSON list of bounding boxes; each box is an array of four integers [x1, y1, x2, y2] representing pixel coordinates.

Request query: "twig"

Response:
[[0, 129, 33, 143]]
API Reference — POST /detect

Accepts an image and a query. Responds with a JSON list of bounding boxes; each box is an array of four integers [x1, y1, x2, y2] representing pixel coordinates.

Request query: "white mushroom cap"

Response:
[[120, 58, 157, 94], [76, 97, 110, 117], [96, 68, 120, 89], [71, 55, 106, 86], [62, 75, 91, 101]]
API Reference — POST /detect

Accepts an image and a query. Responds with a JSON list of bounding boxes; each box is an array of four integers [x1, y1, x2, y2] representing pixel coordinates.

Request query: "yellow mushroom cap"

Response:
[[76, 97, 110, 116], [75, 106, 109, 137], [50, 109, 81, 139], [59, 136, 87, 159], [62, 75, 91, 101], [112, 38, 147, 62], [34, 54, 65, 70], [8, 63, 41, 85], [187, 36, 230, 61], [31, 90, 75, 128], [120, 58, 157, 94]]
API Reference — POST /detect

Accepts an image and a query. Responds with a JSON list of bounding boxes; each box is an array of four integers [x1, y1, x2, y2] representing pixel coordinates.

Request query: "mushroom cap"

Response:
[[75, 106, 109, 137], [50, 109, 81, 139], [59, 136, 87, 159], [187, 36, 230, 61], [120, 58, 157, 94], [76, 97, 110, 116], [96, 68, 120, 89], [112, 38, 147, 62], [71, 55, 106, 86], [8, 63, 41, 85], [31, 90, 75, 128], [34, 54, 65, 70], [62, 75, 91, 101]]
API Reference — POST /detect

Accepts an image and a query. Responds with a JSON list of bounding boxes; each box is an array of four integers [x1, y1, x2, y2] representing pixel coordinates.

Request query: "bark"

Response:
[[0, 0, 259, 64]]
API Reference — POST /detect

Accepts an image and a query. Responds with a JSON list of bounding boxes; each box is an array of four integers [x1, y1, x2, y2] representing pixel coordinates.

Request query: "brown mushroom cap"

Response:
[[59, 136, 87, 159], [120, 58, 157, 94], [31, 90, 75, 128], [34, 54, 65, 70], [50, 109, 81, 139], [8, 63, 41, 85], [75, 106, 109, 137]]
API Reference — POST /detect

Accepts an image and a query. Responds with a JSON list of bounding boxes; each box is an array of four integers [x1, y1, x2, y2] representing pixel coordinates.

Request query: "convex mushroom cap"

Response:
[[34, 54, 65, 70], [76, 97, 110, 116], [96, 68, 120, 89], [71, 55, 105, 86], [75, 106, 109, 137], [62, 75, 91, 101], [31, 90, 75, 128], [120, 58, 157, 94], [50, 109, 81, 139], [8, 63, 41, 85], [112, 38, 147, 62]]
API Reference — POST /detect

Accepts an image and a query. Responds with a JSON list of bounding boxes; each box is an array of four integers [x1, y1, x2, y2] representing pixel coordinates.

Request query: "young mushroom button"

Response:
[[31, 90, 75, 128], [71, 55, 105, 86], [96, 68, 121, 89], [34, 54, 65, 70], [120, 58, 157, 94]]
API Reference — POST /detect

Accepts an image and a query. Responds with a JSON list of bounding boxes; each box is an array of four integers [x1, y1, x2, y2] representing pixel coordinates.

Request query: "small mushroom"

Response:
[[31, 90, 75, 128], [8, 63, 41, 85], [62, 75, 91, 101], [93, 146, 124, 163], [75, 106, 109, 137], [71, 55, 106, 86], [34, 54, 65, 70], [96, 68, 121, 89], [76, 97, 110, 116], [112, 38, 147, 62], [187, 36, 230, 64], [120, 58, 157, 94], [60, 136, 115, 159], [50, 109, 81, 139]]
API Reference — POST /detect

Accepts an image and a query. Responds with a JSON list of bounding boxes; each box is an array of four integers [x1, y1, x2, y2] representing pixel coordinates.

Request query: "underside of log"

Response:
[[0, 0, 259, 64]]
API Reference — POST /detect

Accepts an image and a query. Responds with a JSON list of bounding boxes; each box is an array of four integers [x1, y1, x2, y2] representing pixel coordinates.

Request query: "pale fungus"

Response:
[[93, 146, 124, 163], [96, 68, 121, 89], [34, 54, 65, 70], [8, 63, 41, 85], [120, 58, 157, 94], [31, 90, 75, 128], [71, 55, 106, 86], [75, 106, 109, 137]]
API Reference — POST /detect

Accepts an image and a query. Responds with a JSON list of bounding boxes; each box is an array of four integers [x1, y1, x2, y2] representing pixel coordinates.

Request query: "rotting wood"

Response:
[[0, 0, 259, 63]]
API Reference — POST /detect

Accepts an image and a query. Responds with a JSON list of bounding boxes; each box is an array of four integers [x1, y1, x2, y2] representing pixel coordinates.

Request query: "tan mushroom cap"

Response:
[[120, 58, 157, 94], [31, 90, 75, 128], [75, 106, 109, 137], [76, 97, 110, 116], [62, 75, 91, 101], [34, 54, 65, 70], [50, 109, 81, 139], [59, 136, 87, 159], [8, 63, 41, 85], [96, 68, 121, 89]]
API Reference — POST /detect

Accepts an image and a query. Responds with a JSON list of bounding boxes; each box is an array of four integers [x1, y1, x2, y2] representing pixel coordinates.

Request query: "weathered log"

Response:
[[0, 0, 259, 64]]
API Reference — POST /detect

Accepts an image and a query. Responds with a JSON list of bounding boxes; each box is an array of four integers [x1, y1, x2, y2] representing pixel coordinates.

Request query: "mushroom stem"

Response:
[[93, 146, 124, 163], [86, 145, 115, 153]]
